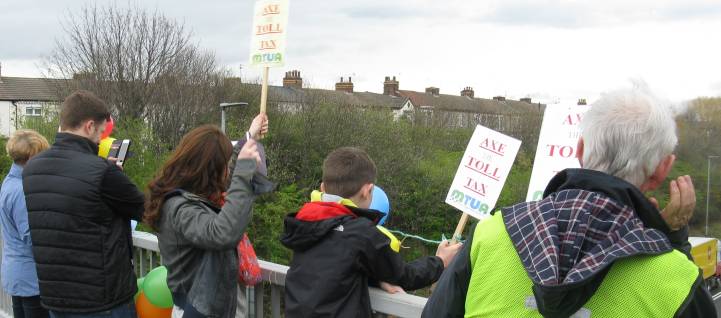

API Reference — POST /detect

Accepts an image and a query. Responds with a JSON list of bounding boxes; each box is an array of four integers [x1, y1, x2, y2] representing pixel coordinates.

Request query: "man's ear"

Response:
[[320, 182, 325, 193], [82, 120, 95, 135], [576, 137, 585, 167], [640, 154, 675, 192]]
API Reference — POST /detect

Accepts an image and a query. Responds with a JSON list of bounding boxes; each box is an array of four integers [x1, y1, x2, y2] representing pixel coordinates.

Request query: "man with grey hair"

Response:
[[423, 87, 716, 317]]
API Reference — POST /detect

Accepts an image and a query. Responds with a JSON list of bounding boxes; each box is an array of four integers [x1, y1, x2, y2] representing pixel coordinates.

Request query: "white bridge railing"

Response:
[[0, 231, 427, 318]]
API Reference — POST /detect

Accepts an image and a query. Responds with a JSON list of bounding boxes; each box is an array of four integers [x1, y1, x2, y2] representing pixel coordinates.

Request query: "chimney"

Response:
[[493, 96, 506, 101], [383, 76, 399, 96], [425, 87, 440, 96], [283, 70, 303, 89], [460, 87, 474, 98], [335, 76, 354, 93], [0, 62, 3, 83], [577, 98, 587, 105], [520, 97, 532, 103]]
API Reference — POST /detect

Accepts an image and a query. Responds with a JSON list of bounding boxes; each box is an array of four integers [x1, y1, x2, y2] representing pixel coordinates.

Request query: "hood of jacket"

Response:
[[501, 168, 677, 318], [280, 191, 384, 251]]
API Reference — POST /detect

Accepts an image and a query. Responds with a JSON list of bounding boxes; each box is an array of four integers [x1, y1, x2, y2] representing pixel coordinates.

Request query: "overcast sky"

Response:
[[1, 0, 720, 105]]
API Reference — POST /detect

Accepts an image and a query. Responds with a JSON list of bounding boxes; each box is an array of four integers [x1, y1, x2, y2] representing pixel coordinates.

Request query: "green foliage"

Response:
[[0, 138, 11, 177], [247, 185, 307, 264]]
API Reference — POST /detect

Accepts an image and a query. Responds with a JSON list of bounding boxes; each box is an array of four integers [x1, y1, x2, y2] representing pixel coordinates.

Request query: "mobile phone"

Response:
[[108, 139, 131, 167]]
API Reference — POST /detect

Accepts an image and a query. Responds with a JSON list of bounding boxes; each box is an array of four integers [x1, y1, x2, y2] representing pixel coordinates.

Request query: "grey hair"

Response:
[[580, 86, 678, 187]]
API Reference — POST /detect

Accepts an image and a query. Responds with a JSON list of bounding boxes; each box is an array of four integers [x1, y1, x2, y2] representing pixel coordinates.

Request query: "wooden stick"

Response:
[[451, 213, 470, 243], [260, 66, 270, 113]]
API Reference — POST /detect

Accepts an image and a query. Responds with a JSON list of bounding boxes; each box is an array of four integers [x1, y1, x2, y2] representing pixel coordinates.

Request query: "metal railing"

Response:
[[0, 231, 427, 318]]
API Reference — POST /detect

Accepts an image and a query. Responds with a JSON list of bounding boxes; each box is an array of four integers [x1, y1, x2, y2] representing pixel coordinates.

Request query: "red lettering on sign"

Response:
[[262, 5, 280, 15], [479, 138, 507, 156], [546, 144, 577, 158], [256, 24, 283, 35], [464, 177, 487, 197], [562, 113, 583, 125], [260, 40, 277, 50], [465, 156, 501, 181]]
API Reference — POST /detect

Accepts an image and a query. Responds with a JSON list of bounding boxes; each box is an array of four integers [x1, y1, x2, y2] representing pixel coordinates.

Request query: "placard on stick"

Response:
[[249, 0, 289, 68], [445, 125, 521, 221], [249, 0, 290, 113], [525, 105, 590, 201]]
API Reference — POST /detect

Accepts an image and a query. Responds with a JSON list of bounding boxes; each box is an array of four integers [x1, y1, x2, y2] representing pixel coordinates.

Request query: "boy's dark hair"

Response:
[[60, 90, 111, 130], [322, 147, 377, 198]]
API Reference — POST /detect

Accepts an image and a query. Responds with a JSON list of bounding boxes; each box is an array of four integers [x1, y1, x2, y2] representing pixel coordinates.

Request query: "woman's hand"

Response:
[[248, 113, 269, 140], [238, 138, 261, 167]]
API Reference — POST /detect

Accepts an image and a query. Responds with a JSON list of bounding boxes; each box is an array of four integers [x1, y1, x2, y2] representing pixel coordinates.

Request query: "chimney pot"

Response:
[[577, 98, 587, 105], [336, 75, 354, 93], [383, 76, 399, 96], [349, 77, 351, 82], [461, 87, 474, 98], [283, 69, 303, 89]]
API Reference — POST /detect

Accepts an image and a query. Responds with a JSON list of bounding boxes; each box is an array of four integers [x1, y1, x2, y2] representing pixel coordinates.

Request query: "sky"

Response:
[[1, 0, 720, 105]]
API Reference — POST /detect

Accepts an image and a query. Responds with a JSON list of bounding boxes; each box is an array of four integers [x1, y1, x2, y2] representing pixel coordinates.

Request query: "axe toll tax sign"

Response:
[[249, 0, 289, 67], [446, 125, 521, 220], [525, 105, 590, 202]]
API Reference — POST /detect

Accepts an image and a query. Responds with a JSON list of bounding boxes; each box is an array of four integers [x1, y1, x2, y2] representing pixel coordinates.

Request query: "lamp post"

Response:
[[706, 155, 720, 236], [219, 102, 249, 133]]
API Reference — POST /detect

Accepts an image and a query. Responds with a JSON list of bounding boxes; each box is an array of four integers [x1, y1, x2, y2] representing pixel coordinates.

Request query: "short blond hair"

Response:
[[6, 129, 50, 164]]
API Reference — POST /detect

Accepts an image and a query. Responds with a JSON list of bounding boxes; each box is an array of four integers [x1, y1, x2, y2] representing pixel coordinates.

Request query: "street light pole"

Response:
[[219, 102, 249, 133], [707, 155, 720, 236]]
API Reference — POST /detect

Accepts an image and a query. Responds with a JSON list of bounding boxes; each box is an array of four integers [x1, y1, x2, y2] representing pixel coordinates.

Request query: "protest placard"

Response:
[[249, 0, 289, 68], [445, 125, 521, 222], [525, 105, 590, 201]]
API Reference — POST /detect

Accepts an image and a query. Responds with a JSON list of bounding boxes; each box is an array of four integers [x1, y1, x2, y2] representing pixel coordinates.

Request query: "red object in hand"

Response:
[[101, 116, 114, 139], [237, 233, 262, 286]]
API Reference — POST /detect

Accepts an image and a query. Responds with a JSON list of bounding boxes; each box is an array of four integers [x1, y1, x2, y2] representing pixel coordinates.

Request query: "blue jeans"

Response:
[[49, 302, 136, 318]]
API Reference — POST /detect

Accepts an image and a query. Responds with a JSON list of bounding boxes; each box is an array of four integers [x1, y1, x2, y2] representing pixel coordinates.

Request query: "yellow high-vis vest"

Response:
[[465, 213, 700, 318]]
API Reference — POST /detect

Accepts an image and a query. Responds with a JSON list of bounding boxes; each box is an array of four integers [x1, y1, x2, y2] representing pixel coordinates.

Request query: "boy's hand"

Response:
[[238, 138, 261, 166], [248, 113, 269, 140], [436, 240, 462, 268], [379, 282, 406, 294]]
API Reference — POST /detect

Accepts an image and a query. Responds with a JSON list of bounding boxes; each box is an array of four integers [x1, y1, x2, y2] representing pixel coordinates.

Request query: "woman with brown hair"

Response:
[[144, 116, 266, 318]]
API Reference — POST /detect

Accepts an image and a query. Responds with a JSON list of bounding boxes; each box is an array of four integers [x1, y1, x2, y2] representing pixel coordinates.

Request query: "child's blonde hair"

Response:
[[6, 129, 50, 164]]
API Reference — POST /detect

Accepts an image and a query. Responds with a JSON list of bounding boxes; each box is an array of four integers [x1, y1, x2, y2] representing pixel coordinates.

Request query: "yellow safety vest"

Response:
[[465, 213, 700, 318]]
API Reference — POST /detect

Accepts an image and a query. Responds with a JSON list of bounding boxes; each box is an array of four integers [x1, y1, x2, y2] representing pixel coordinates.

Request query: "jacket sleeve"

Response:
[[11, 188, 31, 245], [171, 159, 257, 250], [100, 163, 145, 221], [421, 225, 475, 318], [360, 227, 444, 291], [677, 273, 717, 318]]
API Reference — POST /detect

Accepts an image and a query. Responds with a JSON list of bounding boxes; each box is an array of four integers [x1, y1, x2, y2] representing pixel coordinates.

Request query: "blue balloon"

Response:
[[370, 186, 391, 225]]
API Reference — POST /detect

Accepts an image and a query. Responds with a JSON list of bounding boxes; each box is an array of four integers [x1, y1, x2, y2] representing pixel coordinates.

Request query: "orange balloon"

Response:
[[136, 292, 172, 318]]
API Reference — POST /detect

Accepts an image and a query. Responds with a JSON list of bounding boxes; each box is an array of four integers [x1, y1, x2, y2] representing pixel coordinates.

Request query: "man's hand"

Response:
[[238, 138, 261, 167], [379, 281, 406, 294], [248, 113, 269, 140], [107, 157, 123, 170], [435, 240, 462, 268], [650, 175, 696, 231]]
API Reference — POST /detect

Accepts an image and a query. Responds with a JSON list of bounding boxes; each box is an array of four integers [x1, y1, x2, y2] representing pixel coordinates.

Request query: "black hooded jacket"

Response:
[[422, 169, 716, 318], [281, 200, 444, 318]]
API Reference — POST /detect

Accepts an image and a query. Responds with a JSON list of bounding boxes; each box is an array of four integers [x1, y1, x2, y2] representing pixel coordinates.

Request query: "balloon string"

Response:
[[388, 229, 450, 245]]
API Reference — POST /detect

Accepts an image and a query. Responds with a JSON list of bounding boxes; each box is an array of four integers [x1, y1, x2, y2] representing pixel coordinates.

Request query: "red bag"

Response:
[[237, 233, 262, 286]]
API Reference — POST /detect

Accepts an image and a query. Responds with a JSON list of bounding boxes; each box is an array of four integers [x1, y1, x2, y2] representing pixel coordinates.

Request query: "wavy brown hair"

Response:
[[144, 125, 233, 229]]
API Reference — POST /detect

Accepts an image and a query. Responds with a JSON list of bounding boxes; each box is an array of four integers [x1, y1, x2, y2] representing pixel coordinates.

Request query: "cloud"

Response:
[[469, 0, 721, 29]]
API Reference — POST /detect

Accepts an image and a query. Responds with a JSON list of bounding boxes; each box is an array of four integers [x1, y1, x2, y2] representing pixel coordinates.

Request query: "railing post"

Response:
[[270, 285, 281, 318], [255, 284, 265, 318]]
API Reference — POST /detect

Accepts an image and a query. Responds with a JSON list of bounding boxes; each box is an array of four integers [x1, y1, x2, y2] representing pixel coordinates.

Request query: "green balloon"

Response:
[[142, 266, 173, 308], [135, 277, 144, 300]]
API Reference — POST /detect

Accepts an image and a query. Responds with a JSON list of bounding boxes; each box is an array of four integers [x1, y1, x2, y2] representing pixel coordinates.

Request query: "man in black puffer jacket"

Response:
[[23, 90, 145, 317]]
